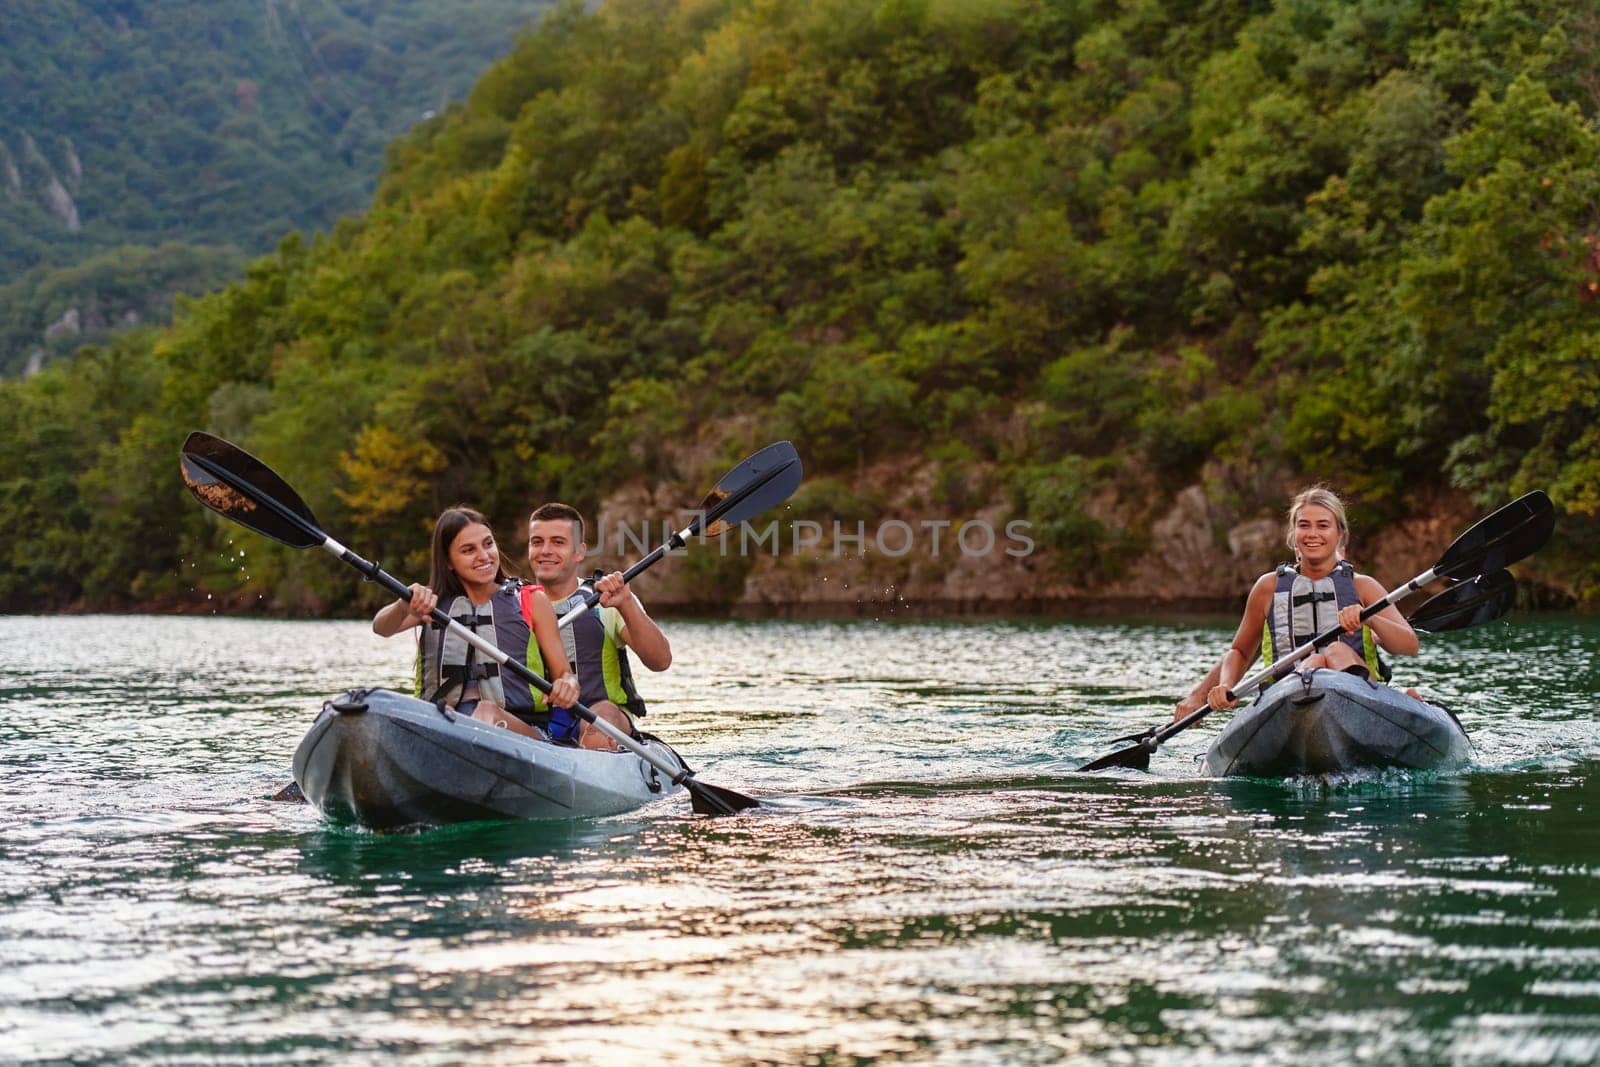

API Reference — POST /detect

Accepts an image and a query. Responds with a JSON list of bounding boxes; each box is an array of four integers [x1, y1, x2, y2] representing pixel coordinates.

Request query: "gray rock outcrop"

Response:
[[0, 140, 20, 197], [43, 308, 82, 341], [62, 136, 82, 187], [18, 132, 81, 229], [40, 176, 80, 230]]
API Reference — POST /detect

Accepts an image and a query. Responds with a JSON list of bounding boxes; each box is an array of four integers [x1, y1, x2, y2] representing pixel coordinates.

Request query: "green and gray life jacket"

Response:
[[415, 580, 542, 713], [525, 590, 648, 718], [1262, 559, 1387, 681]]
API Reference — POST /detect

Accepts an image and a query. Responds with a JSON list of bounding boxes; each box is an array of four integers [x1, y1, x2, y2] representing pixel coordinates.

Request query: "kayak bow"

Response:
[[1201, 669, 1471, 778], [292, 688, 687, 829]]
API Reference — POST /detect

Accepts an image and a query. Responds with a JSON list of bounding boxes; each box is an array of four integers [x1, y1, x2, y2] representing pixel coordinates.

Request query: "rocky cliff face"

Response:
[[41, 304, 142, 341], [26, 304, 142, 377], [10, 132, 81, 230], [581, 456, 1483, 617], [0, 141, 21, 196]]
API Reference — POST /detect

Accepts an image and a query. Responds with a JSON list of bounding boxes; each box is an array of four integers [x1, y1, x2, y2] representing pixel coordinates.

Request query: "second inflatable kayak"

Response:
[[291, 687, 686, 829], [1202, 668, 1471, 778]]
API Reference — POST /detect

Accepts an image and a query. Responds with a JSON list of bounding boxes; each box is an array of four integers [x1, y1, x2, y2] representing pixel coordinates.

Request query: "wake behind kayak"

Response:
[[1202, 668, 1471, 778], [292, 688, 686, 829]]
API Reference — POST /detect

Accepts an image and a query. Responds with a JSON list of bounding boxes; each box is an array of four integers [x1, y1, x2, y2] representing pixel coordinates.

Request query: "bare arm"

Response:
[[1205, 574, 1275, 710], [525, 591, 580, 708], [1174, 658, 1222, 720], [596, 571, 671, 671], [1352, 574, 1420, 656], [373, 583, 435, 637]]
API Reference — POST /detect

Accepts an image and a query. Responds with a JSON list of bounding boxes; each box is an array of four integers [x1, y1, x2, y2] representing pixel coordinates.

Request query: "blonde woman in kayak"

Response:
[[373, 506, 580, 737], [1173, 486, 1419, 718]]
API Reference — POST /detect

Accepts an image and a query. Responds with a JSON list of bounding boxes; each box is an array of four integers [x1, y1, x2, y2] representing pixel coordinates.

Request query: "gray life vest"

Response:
[[526, 591, 649, 718], [1263, 560, 1385, 678], [415, 580, 539, 713]]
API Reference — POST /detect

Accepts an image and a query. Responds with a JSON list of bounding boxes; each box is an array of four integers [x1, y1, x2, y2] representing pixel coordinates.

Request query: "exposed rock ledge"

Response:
[[583, 458, 1482, 618]]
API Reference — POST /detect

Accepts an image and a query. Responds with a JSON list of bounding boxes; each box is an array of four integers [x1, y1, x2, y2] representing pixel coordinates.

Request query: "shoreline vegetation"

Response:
[[27, 598, 1591, 624], [33, 594, 1250, 621], [4, 0, 1597, 617]]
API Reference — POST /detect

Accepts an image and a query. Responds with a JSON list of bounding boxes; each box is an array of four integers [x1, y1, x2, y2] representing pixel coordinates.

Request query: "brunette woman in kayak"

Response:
[[1174, 486, 1419, 718], [372, 506, 580, 737]]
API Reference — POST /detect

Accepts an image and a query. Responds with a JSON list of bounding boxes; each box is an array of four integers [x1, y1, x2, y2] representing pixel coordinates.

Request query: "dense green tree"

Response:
[[3, 0, 1596, 613]]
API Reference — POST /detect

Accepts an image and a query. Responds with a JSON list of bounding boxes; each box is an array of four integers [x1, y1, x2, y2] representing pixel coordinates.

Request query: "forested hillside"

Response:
[[0, 0, 548, 373], [3, 0, 1596, 615]]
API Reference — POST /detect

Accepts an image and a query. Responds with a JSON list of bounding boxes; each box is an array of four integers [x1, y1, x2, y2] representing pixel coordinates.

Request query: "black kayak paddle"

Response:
[[179, 430, 759, 816], [1406, 569, 1517, 634], [1081, 490, 1554, 772], [555, 440, 802, 628]]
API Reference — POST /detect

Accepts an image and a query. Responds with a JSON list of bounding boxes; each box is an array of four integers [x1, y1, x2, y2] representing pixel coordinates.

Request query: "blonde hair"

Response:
[[1286, 485, 1349, 556]]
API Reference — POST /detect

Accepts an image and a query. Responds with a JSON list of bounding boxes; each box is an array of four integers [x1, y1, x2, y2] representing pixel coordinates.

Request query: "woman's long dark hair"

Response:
[[427, 506, 508, 602]]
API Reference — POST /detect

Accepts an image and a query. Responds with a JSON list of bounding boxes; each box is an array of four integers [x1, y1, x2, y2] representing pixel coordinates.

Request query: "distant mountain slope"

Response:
[[0, 0, 548, 280], [0, 243, 246, 376]]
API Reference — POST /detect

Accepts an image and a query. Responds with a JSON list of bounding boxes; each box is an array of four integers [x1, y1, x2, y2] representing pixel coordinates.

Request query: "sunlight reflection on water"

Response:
[[1, 613, 1597, 1063]]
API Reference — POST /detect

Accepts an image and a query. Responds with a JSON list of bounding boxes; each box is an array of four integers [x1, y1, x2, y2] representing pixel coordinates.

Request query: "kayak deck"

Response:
[[292, 688, 685, 829], [1202, 669, 1471, 778]]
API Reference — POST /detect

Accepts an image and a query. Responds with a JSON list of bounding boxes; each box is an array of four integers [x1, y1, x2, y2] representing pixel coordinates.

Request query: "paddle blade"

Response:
[[687, 778, 761, 815], [1435, 490, 1554, 581], [1408, 569, 1515, 634], [1081, 742, 1153, 772], [180, 431, 324, 549], [697, 441, 803, 537]]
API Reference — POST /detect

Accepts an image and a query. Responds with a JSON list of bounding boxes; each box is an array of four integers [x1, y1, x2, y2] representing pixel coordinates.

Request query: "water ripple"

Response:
[[1, 614, 1597, 1063]]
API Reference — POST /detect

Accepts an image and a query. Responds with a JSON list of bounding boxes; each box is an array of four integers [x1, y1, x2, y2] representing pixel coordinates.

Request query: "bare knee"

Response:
[[1307, 644, 1362, 673], [578, 700, 631, 750], [1326, 647, 1360, 670], [471, 701, 542, 739]]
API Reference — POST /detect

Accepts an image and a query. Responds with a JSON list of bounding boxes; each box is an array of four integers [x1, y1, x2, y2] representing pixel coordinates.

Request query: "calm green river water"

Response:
[[2, 613, 1597, 1064]]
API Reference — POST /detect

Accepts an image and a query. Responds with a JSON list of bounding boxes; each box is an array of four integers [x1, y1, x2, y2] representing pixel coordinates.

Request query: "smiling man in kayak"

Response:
[[1174, 485, 1420, 719], [524, 502, 672, 750]]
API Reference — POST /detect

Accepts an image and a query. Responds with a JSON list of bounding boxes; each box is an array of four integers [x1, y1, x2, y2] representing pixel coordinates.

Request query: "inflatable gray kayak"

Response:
[[292, 688, 685, 829], [1202, 668, 1471, 778]]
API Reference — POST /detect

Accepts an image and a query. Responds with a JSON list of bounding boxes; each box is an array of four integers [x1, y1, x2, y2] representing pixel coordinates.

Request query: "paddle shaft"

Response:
[[543, 440, 800, 629], [556, 524, 692, 629], [315, 532, 694, 788], [555, 483, 759, 627]]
